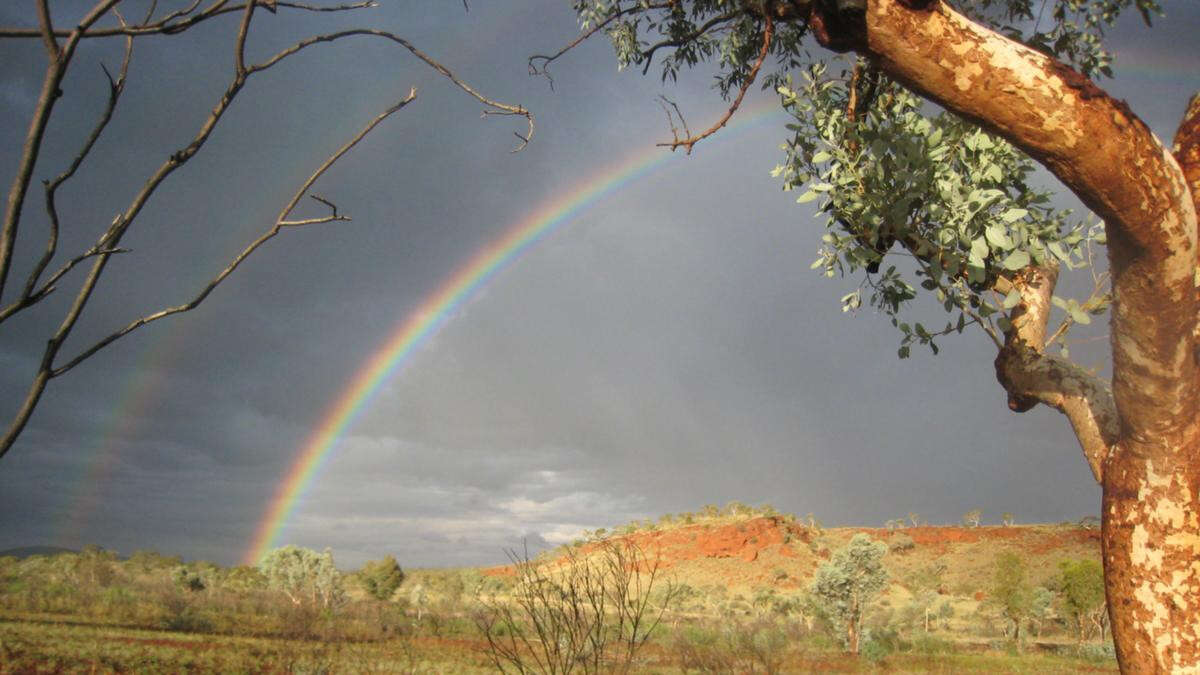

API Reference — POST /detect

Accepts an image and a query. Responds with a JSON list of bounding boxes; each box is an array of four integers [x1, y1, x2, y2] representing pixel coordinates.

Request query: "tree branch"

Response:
[[639, 12, 737, 76], [7, 23, 134, 321], [50, 89, 417, 379], [657, 15, 772, 155], [1172, 92, 1200, 335], [863, 0, 1197, 443], [248, 28, 532, 151], [993, 265, 1117, 482], [0, 0, 122, 302], [0, 2, 377, 39], [2, 7, 529, 458], [527, 2, 674, 88]]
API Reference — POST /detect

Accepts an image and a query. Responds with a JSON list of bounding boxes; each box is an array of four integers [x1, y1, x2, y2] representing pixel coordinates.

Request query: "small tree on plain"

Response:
[[1059, 558, 1106, 645], [257, 545, 343, 611], [1029, 586, 1055, 639], [961, 509, 983, 528], [989, 552, 1033, 646], [809, 533, 888, 654], [358, 554, 405, 602]]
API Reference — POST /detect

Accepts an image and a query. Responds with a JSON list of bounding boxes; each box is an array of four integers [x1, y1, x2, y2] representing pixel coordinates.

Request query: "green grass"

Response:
[[0, 616, 1120, 673], [0, 618, 493, 673]]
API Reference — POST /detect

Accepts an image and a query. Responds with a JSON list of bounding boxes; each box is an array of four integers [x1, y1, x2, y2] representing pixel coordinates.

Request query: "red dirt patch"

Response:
[[621, 517, 811, 567]]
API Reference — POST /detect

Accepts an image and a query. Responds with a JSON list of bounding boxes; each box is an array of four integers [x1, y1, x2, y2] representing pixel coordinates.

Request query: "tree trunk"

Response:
[[853, 2, 1200, 670], [1102, 439, 1200, 670], [847, 616, 859, 654]]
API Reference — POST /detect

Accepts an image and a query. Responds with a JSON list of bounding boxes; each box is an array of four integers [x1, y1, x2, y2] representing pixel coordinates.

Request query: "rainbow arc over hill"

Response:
[[242, 104, 785, 565]]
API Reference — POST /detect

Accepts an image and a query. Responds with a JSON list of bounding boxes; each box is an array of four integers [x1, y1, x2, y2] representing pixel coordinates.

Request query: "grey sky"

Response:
[[1, 1, 1197, 569]]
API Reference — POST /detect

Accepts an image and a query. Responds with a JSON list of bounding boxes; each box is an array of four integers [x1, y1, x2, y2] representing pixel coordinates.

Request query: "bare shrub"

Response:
[[475, 539, 677, 674]]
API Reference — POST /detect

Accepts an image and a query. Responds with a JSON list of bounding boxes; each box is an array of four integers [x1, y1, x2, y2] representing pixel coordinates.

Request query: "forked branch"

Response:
[[993, 265, 1117, 481], [657, 15, 772, 154]]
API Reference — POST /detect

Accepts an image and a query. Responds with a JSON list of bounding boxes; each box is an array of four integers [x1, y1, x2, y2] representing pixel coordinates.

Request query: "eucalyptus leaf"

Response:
[[985, 224, 1013, 250], [1001, 250, 1030, 270]]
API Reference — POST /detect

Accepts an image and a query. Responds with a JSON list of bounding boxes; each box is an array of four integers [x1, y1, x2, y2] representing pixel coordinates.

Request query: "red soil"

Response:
[[606, 516, 812, 568]]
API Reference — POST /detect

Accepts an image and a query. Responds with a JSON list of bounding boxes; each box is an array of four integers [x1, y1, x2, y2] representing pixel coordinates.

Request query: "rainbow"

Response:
[[242, 103, 786, 565]]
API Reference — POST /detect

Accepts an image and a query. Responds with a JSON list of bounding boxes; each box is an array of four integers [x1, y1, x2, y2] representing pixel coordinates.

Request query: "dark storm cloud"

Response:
[[1, 1, 1197, 568]]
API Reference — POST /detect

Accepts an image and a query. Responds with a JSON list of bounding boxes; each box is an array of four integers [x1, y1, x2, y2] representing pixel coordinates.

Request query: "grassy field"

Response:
[[0, 615, 1119, 673], [0, 507, 1119, 672]]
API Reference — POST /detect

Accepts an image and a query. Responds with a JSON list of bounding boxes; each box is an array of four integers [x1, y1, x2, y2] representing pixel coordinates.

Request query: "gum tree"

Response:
[[544, 0, 1199, 670], [809, 533, 888, 653]]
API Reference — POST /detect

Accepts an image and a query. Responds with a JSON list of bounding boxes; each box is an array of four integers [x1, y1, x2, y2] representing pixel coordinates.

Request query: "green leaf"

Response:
[[970, 238, 990, 263], [1048, 242, 1069, 262], [1001, 250, 1030, 270], [985, 224, 1013, 250], [811, 150, 833, 163], [1001, 208, 1028, 223], [796, 190, 819, 204], [1069, 305, 1092, 325], [1002, 288, 1021, 309]]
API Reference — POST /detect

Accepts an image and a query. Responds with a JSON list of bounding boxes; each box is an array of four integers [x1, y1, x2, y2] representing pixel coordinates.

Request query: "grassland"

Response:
[[0, 506, 1117, 672]]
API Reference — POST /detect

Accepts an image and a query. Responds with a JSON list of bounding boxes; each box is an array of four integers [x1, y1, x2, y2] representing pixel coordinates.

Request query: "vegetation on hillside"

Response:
[[0, 510, 1119, 671]]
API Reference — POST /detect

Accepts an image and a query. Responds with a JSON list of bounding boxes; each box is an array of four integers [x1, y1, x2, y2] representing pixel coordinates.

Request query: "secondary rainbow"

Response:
[[243, 104, 785, 565]]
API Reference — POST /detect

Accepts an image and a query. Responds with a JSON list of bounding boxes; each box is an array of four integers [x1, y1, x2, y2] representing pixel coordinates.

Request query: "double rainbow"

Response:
[[242, 104, 784, 565]]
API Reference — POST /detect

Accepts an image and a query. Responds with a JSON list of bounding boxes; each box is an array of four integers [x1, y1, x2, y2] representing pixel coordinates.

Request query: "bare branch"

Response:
[[0, 2, 378, 39], [1, 0, 123, 301], [234, 0, 257, 76], [35, 0, 59, 58], [49, 89, 418, 379], [17, 18, 134, 315], [248, 28, 532, 151], [656, 95, 692, 149], [657, 15, 772, 154]]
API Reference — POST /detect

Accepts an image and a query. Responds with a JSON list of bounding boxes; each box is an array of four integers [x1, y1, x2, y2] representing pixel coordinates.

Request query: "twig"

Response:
[[249, 28, 532, 151], [527, 2, 673, 89], [0, 2, 377, 39], [639, 12, 736, 76], [656, 15, 772, 154], [656, 95, 692, 147], [234, 0, 257, 75]]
